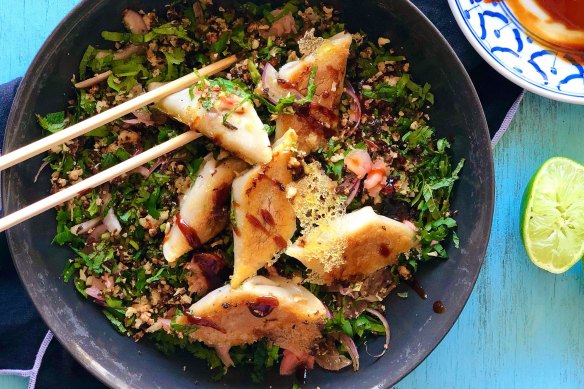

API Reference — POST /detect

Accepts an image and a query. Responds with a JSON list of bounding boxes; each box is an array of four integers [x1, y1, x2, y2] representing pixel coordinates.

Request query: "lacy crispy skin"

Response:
[[505, 0, 584, 51]]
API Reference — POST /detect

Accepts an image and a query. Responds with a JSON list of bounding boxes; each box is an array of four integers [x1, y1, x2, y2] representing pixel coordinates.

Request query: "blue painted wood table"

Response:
[[1, 1, 583, 388]]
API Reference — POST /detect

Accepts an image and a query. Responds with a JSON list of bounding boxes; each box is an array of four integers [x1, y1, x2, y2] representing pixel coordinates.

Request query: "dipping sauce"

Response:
[[433, 300, 446, 314], [533, 0, 584, 31], [404, 276, 427, 300], [247, 296, 279, 318], [506, 0, 584, 51]]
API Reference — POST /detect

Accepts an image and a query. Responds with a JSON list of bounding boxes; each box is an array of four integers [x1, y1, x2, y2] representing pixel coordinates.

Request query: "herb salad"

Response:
[[37, 0, 464, 382]]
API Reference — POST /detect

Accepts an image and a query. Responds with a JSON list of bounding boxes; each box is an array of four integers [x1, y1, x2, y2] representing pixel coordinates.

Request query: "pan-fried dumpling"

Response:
[[230, 130, 298, 287], [153, 81, 272, 164], [286, 206, 416, 285], [275, 31, 352, 152], [163, 157, 247, 263], [183, 275, 327, 357]]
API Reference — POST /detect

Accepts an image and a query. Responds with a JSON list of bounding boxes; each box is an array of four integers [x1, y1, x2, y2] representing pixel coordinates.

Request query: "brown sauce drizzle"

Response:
[[273, 235, 287, 249], [260, 209, 276, 226], [433, 300, 446, 314], [309, 102, 338, 123], [185, 314, 226, 333], [295, 103, 338, 138], [504, 0, 584, 51], [177, 213, 202, 249], [277, 78, 298, 90], [192, 252, 225, 289], [533, 0, 584, 32], [291, 164, 306, 181], [379, 243, 391, 257], [212, 184, 231, 218], [273, 179, 286, 192], [246, 213, 269, 234], [247, 296, 279, 318], [404, 276, 427, 300]]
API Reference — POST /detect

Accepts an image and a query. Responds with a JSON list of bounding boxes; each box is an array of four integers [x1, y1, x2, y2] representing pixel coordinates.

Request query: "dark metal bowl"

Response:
[[2, 1, 493, 387]]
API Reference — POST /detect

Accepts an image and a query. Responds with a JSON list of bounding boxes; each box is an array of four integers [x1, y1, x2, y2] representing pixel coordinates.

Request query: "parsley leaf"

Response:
[[210, 31, 230, 53], [146, 186, 161, 218], [103, 309, 127, 334], [36, 112, 67, 133], [163, 47, 186, 81], [79, 45, 96, 80], [101, 153, 120, 169]]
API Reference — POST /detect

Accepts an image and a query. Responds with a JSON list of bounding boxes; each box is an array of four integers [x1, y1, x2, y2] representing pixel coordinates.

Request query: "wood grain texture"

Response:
[[400, 93, 584, 388], [1, 2, 584, 388], [0, 0, 79, 84]]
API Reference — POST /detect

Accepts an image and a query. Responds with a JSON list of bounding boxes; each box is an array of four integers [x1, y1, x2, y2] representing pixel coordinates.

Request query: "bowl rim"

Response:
[[2, 1, 493, 388], [447, 0, 584, 105]]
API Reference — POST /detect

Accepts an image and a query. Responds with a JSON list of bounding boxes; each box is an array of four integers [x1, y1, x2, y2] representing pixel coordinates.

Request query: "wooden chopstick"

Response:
[[0, 131, 202, 232], [0, 55, 237, 172]]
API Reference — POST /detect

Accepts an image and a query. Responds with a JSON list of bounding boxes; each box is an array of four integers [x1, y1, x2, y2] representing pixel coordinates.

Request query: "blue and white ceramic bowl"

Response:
[[448, 0, 584, 104]]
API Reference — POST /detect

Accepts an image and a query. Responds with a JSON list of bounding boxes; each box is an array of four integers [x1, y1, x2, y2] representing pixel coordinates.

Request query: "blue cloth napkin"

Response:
[[0, 2, 523, 387], [0, 84, 106, 385]]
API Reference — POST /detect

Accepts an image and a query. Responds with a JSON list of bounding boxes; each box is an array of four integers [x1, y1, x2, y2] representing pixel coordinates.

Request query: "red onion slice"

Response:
[[88, 224, 108, 242], [345, 179, 361, 206], [314, 342, 352, 371], [74, 70, 112, 89], [100, 190, 112, 214], [260, 9, 298, 38], [104, 208, 122, 234], [130, 166, 150, 178], [262, 62, 303, 104], [70, 217, 103, 236], [215, 345, 235, 367], [325, 305, 333, 319], [33, 159, 51, 183], [104, 275, 114, 289], [159, 318, 171, 332], [113, 45, 146, 61], [279, 349, 315, 376], [147, 155, 172, 176], [193, 2, 205, 26], [403, 220, 418, 232], [338, 333, 360, 371], [122, 110, 154, 127], [345, 80, 362, 128], [85, 286, 104, 301], [122, 9, 149, 34], [365, 308, 391, 358]]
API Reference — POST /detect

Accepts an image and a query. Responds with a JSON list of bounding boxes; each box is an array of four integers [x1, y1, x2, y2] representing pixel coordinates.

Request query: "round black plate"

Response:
[[2, 1, 493, 388]]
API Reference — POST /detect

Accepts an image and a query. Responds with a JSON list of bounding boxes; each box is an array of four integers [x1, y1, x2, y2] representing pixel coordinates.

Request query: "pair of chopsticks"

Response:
[[0, 55, 238, 232]]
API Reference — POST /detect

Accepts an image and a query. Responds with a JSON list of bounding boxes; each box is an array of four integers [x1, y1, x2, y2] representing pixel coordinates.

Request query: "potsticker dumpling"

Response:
[[286, 206, 416, 285], [230, 130, 298, 287], [275, 31, 352, 152], [184, 275, 327, 358], [153, 80, 272, 164], [163, 157, 247, 263]]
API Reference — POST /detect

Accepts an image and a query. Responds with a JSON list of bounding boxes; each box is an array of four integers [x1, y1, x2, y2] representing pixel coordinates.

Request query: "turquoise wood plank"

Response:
[[0, 4, 78, 388], [400, 93, 584, 388], [0, 0, 78, 84], [0, 375, 28, 389], [2, 2, 584, 388]]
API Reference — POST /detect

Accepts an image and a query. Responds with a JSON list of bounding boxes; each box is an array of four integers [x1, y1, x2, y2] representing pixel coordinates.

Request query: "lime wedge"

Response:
[[521, 157, 584, 273]]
